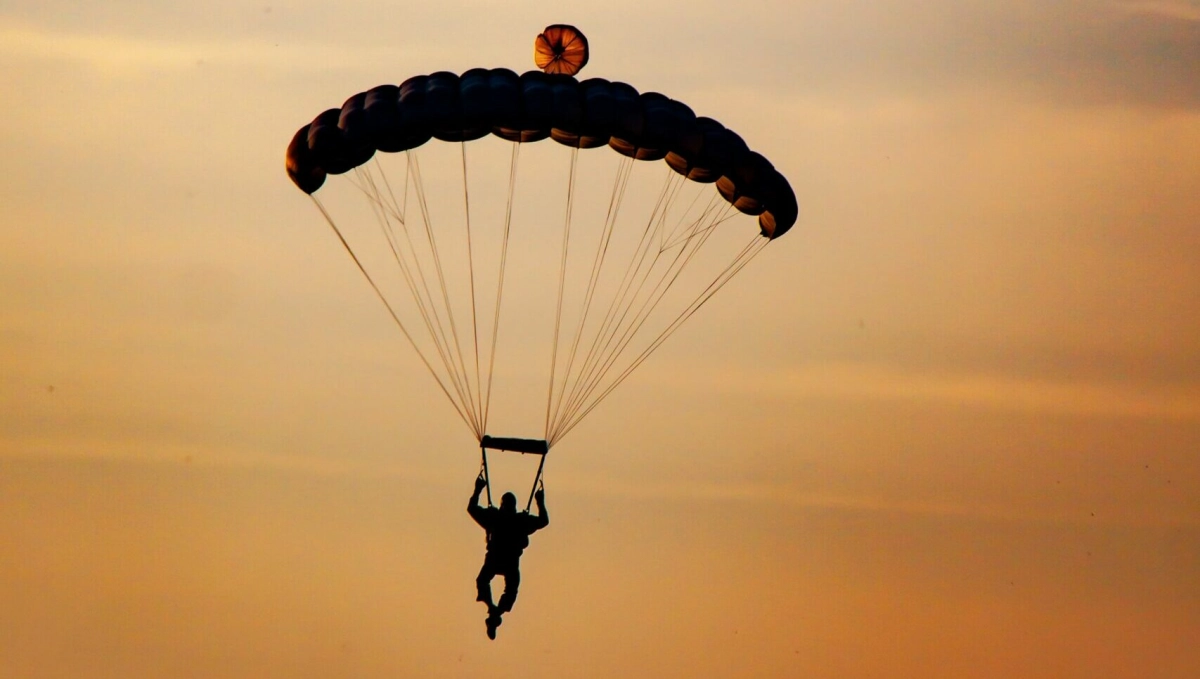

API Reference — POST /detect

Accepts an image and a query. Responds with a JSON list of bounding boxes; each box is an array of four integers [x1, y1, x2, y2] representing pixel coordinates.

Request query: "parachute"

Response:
[[534, 24, 589, 76], [287, 72, 797, 238], [286, 26, 796, 486]]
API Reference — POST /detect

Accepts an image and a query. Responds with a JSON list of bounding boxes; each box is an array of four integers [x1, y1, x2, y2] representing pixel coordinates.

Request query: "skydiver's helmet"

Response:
[[500, 492, 517, 513]]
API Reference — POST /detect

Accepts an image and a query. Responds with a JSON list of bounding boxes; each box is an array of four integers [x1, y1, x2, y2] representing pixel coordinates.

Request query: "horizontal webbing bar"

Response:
[[480, 435, 549, 455]]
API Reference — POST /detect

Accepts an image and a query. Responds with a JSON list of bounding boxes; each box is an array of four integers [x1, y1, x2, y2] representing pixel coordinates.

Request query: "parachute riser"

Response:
[[526, 455, 547, 513], [479, 449, 493, 508], [479, 435, 549, 512]]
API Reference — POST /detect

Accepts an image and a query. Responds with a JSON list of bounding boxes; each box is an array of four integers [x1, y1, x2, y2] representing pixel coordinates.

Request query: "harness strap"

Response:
[[525, 455, 547, 513], [479, 447, 493, 507]]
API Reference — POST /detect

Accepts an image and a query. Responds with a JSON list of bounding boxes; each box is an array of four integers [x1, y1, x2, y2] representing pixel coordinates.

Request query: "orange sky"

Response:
[[2, 1, 1198, 677]]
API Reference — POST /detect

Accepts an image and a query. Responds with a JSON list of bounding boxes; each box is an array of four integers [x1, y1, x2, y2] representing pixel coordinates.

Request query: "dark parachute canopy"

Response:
[[286, 71, 796, 238], [285, 26, 797, 451]]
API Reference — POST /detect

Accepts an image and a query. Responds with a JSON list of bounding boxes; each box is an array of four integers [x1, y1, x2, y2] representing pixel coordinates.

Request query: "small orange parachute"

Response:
[[534, 24, 589, 76]]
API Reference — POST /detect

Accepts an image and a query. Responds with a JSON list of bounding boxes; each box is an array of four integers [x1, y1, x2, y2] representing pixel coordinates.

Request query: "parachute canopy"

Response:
[[285, 31, 798, 450], [534, 24, 589, 76], [286, 69, 796, 238]]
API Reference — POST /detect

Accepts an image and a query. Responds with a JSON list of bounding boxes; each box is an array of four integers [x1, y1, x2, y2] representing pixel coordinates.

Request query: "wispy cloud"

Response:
[[567, 476, 1200, 528], [700, 362, 1200, 422], [0, 19, 433, 76], [6, 434, 1193, 529], [680, 0, 1200, 109], [1115, 0, 1200, 22]]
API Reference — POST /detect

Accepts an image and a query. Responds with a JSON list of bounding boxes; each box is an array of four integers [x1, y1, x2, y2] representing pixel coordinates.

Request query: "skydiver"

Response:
[[468, 475, 549, 639]]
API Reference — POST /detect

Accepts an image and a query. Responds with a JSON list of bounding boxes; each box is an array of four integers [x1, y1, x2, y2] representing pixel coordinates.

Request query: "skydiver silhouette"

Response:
[[468, 475, 548, 639]]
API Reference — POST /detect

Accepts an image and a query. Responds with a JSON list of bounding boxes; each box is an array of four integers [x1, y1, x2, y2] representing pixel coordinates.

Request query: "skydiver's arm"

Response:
[[531, 488, 549, 530], [468, 476, 489, 527]]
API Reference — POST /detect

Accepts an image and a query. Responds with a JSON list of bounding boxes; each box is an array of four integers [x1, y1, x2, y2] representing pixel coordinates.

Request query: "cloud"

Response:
[[1116, 0, 1200, 22], [693, 361, 1200, 422], [675, 0, 1200, 110], [8, 2, 1197, 109], [0, 19, 443, 77]]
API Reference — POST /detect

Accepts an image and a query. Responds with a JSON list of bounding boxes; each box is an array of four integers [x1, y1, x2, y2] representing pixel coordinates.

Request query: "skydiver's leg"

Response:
[[479, 555, 506, 639], [476, 558, 499, 608], [495, 561, 521, 614]]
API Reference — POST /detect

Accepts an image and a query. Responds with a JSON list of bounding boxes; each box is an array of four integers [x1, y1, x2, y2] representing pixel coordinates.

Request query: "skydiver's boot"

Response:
[[486, 612, 502, 640]]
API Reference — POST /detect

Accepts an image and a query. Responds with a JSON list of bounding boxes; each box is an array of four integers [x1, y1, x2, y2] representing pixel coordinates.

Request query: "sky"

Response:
[[1, 1, 1198, 677]]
